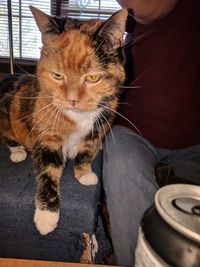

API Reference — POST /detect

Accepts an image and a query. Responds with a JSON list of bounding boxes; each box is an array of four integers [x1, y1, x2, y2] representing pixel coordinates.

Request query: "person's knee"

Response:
[[103, 125, 158, 190], [105, 125, 157, 163]]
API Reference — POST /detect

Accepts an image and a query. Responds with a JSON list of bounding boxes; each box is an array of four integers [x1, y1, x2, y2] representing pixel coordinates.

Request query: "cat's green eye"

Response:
[[51, 72, 64, 80], [85, 74, 101, 83]]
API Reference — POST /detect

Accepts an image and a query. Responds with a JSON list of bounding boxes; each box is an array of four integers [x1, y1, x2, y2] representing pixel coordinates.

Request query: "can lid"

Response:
[[155, 184, 200, 243]]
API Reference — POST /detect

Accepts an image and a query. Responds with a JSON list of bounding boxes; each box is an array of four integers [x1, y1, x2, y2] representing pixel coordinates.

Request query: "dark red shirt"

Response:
[[118, 0, 200, 149]]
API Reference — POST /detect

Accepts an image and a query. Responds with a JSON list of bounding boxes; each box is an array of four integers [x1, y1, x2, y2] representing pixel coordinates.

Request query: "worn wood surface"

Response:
[[0, 258, 124, 267]]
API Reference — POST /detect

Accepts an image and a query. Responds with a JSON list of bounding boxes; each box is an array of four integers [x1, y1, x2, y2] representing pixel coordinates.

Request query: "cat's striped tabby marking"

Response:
[[0, 6, 127, 235]]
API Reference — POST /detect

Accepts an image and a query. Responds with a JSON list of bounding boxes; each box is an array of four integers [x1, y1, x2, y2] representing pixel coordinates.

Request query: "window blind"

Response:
[[0, 0, 52, 59], [0, 0, 120, 60], [61, 0, 120, 19]]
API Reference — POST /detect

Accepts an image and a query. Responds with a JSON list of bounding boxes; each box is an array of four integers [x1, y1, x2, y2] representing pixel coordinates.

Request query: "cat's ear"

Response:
[[30, 6, 51, 34], [95, 8, 128, 50], [30, 6, 65, 41]]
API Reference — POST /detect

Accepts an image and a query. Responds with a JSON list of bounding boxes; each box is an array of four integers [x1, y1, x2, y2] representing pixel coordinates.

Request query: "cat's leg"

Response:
[[0, 110, 27, 162], [9, 145, 27, 162], [32, 141, 65, 235], [74, 137, 101, 185], [3, 136, 27, 162]]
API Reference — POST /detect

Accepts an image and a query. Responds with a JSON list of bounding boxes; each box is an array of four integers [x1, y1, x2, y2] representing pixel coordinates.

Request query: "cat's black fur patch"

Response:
[[3, 137, 20, 147], [45, 16, 66, 34], [37, 173, 60, 211], [99, 95, 117, 106], [75, 151, 93, 168], [33, 144, 64, 169], [85, 131, 99, 141]]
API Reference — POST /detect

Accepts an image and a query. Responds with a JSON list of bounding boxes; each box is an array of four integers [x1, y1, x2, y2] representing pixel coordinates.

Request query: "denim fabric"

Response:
[[0, 143, 109, 262], [102, 125, 200, 267]]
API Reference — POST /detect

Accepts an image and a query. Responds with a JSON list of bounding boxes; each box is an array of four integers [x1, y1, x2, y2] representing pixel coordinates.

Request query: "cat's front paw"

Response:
[[9, 146, 27, 162], [79, 172, 98, 185], [34, 208, 59, 235]]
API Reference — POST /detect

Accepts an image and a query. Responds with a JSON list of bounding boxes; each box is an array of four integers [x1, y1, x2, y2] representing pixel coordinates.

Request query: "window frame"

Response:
[[0, 0, 59, 72], [0, 0, 120, 74]]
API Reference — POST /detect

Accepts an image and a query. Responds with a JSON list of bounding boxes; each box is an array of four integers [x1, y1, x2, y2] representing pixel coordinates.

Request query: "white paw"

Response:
[[9, 146, 27, 162], [79, 172, 98, 185], [34, 208, 59, 235]]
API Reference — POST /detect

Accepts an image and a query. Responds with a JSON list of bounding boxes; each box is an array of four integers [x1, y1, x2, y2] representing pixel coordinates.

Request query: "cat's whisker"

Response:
[[94, 39, 105, 55], [117, 102, 132, 106], [15, 103, 54, 125], [99, 111, 116, 147], [118, 85, 143, 89], [15, 63, 37, 79], [62, 111, 68, 136], [95, 114, 108, 151], [55, 112, 65, 146], [28, 105, 56, 139], [99, 104, 142, 136], [40, 105, 59, 137], [28, 104, 56, 138], [54, 109, 59, 137], [56, 109, 63, 138], [99, 117, 109, 152], [129, 69, 149, 84], [5, 93, 53, 99], [50, 106, 60, 143]]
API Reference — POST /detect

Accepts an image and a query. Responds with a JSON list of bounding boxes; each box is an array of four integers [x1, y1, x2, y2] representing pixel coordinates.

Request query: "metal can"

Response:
[[135, 184, 200, 267]]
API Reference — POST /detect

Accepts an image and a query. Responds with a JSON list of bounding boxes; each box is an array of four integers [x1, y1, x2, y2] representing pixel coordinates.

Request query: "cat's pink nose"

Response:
[[67, 99, 79, 106]]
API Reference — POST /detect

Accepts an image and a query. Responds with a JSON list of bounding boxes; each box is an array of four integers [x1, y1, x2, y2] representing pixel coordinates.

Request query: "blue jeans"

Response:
[[102, 125, 200, 266]]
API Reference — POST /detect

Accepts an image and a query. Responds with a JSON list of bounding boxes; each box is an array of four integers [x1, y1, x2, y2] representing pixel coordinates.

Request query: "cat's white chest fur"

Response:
[[63, 109, 101, 159]]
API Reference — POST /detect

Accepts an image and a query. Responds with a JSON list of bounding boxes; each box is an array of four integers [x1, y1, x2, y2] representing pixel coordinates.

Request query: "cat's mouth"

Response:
[[63, 105, 99, 113], [63, 107, 99, 115], [64, 108, 82, 113], [53, 100, 99, 113]]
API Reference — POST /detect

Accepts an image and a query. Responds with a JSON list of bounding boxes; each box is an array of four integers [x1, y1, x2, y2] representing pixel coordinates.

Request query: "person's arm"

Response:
[[116, 0, 178, 24]]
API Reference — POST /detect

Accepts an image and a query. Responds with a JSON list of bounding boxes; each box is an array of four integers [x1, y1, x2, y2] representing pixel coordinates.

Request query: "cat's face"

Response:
[[31, 6, 127, 112]]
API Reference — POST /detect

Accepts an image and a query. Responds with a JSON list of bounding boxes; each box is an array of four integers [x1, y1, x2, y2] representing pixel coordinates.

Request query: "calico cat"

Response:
[[0, 6, 127, 235]]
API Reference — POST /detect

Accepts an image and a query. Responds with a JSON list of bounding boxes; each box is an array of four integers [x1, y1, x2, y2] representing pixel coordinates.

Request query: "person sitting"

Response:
[[102, 0, 200, 266]]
